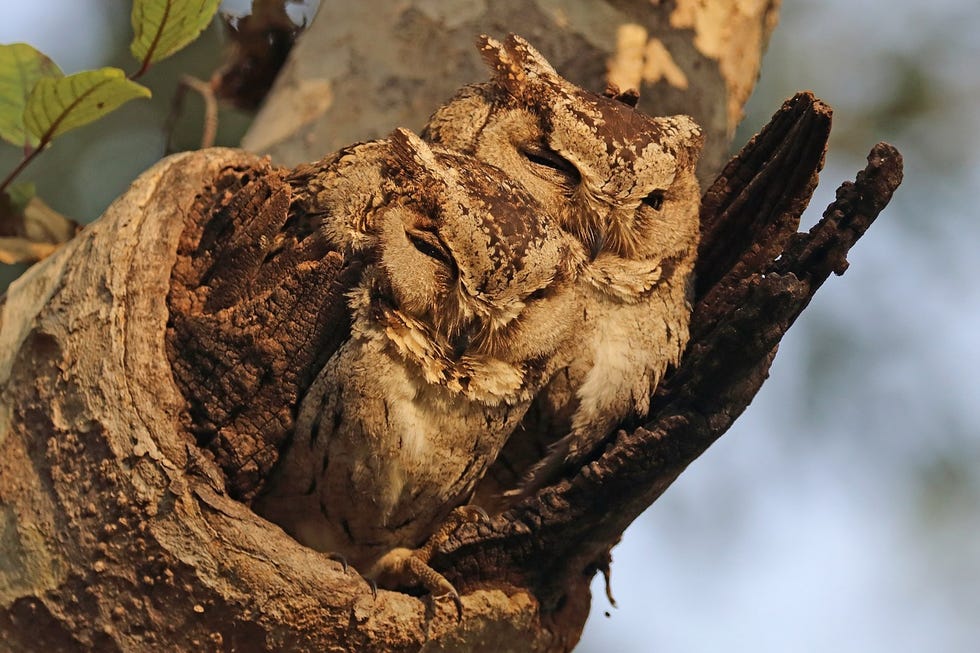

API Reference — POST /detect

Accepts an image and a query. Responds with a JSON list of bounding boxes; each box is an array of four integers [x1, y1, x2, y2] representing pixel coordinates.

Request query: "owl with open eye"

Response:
[[423, 35, 704, 502], [253, 128, 586, 599]]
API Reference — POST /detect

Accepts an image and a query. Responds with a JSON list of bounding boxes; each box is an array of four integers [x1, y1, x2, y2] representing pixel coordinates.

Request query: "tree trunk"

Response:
[[0, 2, 904, 651], [242, 0, 781, 185]]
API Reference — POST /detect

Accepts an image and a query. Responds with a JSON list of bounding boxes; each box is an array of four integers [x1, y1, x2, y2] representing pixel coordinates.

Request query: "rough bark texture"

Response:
[[241, 0, 780, 185], [166, 160, 360, 501]]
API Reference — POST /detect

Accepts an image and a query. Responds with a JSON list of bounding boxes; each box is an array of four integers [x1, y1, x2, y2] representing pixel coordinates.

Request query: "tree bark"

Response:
[[0, 3, 905, 652]]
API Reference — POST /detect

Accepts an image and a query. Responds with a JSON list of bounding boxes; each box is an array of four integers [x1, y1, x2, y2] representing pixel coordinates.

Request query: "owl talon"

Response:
[[328, 551, 349, 573], [368, 547, 463, 619], [454, 504, 490, 525], [410, 505, 490, 564], [449, 590, 463, 623]]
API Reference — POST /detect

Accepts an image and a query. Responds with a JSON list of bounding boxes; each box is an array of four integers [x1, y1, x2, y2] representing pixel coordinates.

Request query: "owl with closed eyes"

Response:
[[252, 128, 586, 600], [423, 35, 704, 502]]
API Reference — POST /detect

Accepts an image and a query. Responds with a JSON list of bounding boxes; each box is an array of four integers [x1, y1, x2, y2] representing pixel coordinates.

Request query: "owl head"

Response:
[[379, 127, 582, 338], [423, 34, 704, 263], [316, 129, 585, 399]]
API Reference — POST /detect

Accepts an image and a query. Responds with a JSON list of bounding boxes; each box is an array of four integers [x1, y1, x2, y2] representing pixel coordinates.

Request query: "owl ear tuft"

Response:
[[386, 128, 444, 183], [478, 34, 526, 93], [385, 128, 455, 219], [477, 33, 563, 106], [478, 34, 560, 97], [503, 34, 559, 79], [657, 116, 705, 169], [603, 82, 641, 108], [388, 128, 437, 167]]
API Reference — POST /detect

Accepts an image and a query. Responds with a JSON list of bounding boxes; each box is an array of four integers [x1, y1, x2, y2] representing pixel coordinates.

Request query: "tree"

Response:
[[0, 2, 902, 650]]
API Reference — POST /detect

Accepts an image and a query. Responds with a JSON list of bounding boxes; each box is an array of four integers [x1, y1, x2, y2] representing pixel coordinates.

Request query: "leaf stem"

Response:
[[129, 0, 170, 81], [1, 73, 136, 195], [130, 56, 152, 81], [0, 143, 45, 195]]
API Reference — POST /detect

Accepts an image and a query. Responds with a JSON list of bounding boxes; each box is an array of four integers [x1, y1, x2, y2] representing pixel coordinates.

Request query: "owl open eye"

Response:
[[520, 144, 581, 184], [642, 190, 665, 210], [406, 227, 454, 267]]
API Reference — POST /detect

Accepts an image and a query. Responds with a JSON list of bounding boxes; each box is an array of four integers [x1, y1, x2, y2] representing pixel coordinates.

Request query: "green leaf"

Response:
[[0, 43, 64, 148], [24, 68, 151, 142], [130, 0, 221, 68]]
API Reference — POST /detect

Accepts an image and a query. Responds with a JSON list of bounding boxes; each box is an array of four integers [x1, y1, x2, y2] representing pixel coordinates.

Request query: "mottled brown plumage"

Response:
[[253, 129, 586, 599], [423, 35, 704, 501], [256, 33, 704, 607]]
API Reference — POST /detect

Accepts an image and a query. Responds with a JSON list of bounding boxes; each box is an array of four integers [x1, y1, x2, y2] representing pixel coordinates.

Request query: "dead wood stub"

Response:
[[166, 162, 361, 501], [697, 91, 832, 299]]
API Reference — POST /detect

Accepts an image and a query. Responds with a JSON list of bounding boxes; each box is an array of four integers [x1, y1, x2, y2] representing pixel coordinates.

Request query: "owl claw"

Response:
[[456, 504, 490, 525], [328, 551, 349, 573], [365, 506, 487, 619], [368, 547, 462, 620], [450, 590, 463, 623]]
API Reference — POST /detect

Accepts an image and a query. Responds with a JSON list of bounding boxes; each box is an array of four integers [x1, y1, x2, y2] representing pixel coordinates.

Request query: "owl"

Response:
[[252, 128, 586, 596], [423, 35, 704, 501]]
